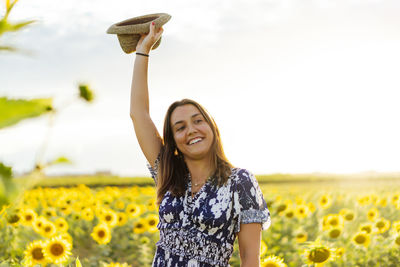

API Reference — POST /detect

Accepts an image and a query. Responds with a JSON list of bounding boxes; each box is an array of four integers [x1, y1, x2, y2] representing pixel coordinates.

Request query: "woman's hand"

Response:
[[136, 22, 164, 54]]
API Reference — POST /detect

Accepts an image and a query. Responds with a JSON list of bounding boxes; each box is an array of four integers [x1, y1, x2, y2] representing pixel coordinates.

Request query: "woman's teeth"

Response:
[[189, 138, 202, 145]]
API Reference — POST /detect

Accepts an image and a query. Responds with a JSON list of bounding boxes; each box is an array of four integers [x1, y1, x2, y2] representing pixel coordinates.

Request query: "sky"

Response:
[[1, 0, 400, 177]]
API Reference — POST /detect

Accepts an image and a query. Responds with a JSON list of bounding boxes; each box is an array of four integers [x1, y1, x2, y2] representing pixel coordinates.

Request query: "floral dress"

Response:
[[147, 158, 271, 267]]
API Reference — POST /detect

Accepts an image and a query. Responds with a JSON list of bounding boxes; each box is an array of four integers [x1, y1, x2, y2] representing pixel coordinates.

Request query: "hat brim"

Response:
[[107, 13, 171, 54]]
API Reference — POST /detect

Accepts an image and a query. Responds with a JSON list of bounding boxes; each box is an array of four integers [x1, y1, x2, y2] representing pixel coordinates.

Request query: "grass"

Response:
[[13, 171, 400, 188]]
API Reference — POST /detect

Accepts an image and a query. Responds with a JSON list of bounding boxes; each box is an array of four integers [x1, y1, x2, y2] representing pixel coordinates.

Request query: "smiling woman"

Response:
[[129, 22, 271, 267], [160, 99, 232, 201]]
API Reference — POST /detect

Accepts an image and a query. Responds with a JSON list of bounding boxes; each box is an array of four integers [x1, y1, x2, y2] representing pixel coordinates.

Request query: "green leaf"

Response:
[[0, 162, 17, 206], [0, 19, 9, 35], [76, 257, 82, 267], [0, 163, 12, 180], [7, 20, 35, 32], [0, 19, 35, 35], [78, 84, 94, 102], [0, 97, 53, 129]]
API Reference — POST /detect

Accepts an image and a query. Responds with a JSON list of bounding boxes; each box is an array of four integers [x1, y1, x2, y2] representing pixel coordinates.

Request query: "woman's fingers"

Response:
[[136, 23, 163, 51], [150, 23, 163, 37], [149, 22, 155, 35]]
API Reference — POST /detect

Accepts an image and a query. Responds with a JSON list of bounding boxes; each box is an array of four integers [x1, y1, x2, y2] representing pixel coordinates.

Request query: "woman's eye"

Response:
[[177, 126, 185, 131], [195, 119, 202, 123]]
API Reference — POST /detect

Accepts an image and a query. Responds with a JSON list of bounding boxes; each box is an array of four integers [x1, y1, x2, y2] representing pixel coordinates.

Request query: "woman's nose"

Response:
[[186, 123, 197, 135]]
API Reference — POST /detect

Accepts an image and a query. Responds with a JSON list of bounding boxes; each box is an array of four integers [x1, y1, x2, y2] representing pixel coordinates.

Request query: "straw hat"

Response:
[[107, 13, 171, 54]]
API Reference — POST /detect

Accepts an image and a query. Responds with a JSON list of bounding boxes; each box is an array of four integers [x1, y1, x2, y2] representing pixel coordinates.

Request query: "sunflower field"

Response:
[[1, 177, 400, 266]]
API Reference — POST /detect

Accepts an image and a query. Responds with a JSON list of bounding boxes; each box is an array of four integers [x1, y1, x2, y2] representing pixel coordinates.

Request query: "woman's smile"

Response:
[[188, 137, 203, 145]]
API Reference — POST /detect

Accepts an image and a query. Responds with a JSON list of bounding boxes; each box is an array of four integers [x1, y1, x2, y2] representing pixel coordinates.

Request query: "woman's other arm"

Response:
[[130, 23, 164, 167], [238, 223, 262, 267]]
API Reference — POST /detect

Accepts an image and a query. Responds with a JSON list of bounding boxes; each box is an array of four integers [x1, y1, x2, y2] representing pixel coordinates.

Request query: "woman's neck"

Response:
[[185, 156, 214, 182]]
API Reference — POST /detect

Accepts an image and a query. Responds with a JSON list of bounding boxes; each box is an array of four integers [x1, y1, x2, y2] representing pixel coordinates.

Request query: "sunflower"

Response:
[[116, 200, 125, 210], [391, 193, 400, 206], [352, 231, 370, 248], [116, 212, 127, 226], [261, 255, 287, 267], [367, 207, 379, 222], [327, 227, 342, 239], [395, 234, 400, 247], [6, 212, 21, 226], [81, 207, 95, 221], [359, 222, 373, 234], [21, 208, 38, 226], [394, 199, 400, 209], [295, 196, 305, 205], [307, 202, 316, 213], [147, 198, 157, 211], [126, 203, 142, 218], [357, 195, 372, 206], [91, 223, 112, 244], [260, 240, 268, 257], [302, 238, 337, 266], [319, 194, 332, 209], [23, 240, 48, 266], [71, 212, 81, 221], [322, 214, 344, 231], [145, 214, 159, 233], [377, 197, 388, 207], [339, 208, 355, 221], [295, 204, 310, 219], [133, 218, 148, 234], [43, 207, 57, 218], [392, 220, 400, 234], [101, 209, 118, 228], [284, 208, 295, 219], [54, 217, 69, 232], [32, 216, 48, 234], [43, 235, 72, 264], [72, 201, 84, 213], [373, 217, 391, 234], [41, 221, 57, 238], [295, 231, 308, 243], [100, 193, 114, 207], [335, 247, 345, 257], [59, 205, 72, 215], [276, 203, 287, 214]]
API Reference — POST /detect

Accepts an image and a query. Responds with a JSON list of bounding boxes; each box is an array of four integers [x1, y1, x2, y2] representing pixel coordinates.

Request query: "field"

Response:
[[1, 173, 400, 266]]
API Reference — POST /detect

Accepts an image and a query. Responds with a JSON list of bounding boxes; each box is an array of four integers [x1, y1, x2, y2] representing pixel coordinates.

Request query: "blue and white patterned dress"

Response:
[[147, 158, 271, 267]]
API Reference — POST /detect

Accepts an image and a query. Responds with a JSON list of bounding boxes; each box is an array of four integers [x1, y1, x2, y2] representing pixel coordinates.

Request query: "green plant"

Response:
[[0, 0, 96, 211], [0, 0, 35, 52]]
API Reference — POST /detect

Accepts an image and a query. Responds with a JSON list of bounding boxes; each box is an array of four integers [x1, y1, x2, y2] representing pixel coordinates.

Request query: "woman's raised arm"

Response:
[[130, 22, 163, 168]]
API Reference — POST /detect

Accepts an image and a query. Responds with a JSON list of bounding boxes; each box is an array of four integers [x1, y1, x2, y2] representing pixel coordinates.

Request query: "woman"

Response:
[[130, 21, 271, 267]]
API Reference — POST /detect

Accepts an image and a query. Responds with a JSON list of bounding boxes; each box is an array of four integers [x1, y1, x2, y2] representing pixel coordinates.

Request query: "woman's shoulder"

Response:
[[229, 167, 255, 183]]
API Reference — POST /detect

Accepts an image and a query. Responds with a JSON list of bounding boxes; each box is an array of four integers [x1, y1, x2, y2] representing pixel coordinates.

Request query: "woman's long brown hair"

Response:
[[156, 99, 233, 205]]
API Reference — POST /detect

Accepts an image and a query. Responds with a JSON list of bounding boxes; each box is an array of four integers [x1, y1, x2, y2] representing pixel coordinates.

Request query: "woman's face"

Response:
[[170, 104, 214, 160]]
